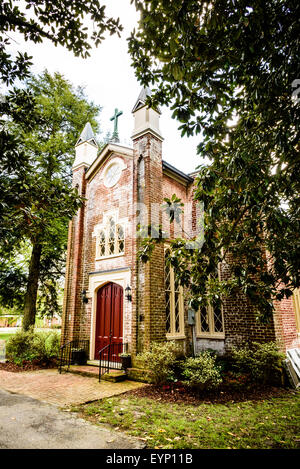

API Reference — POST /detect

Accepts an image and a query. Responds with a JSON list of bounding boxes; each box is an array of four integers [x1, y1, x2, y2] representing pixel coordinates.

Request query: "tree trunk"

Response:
[[22, 242, 42, 331]]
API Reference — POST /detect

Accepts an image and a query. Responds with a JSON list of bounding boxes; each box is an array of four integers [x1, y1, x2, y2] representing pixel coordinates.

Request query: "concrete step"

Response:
[[68, 365, 99, 378], [86, 360, 100, 367], [100, 371, 126, 383], [68, 365, 126, 382]]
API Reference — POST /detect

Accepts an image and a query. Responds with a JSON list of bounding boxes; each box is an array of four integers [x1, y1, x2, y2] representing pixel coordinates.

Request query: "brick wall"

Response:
[[273, 296, 299, 352], [61, 165, 87, 345]]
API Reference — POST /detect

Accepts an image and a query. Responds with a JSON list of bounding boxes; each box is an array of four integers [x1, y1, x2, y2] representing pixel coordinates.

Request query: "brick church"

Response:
[[61, 88, 300, 363]]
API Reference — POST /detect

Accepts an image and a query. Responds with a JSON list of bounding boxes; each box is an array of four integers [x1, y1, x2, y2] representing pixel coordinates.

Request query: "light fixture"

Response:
[[81, 290, 88, 304], [125, 285, 132, 302]]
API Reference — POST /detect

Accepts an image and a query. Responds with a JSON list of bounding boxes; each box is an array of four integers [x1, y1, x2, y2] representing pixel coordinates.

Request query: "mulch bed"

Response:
[[125, 382, 295, 405], [0, 360, 58, 373]]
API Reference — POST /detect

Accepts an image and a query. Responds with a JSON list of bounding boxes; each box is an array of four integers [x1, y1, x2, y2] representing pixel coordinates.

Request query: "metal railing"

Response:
[[59, 339, 89, 373], [98, 342, 128, 381]]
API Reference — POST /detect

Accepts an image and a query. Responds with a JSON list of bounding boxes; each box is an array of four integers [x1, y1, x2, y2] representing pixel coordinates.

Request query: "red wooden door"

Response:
[[95, 282, 123, 360]]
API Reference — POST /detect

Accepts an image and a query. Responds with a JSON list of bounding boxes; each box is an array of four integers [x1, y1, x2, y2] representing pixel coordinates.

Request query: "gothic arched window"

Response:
[[108, 217, 115, 255], [99, 230, 106, 257], [96, 216, 125, 258], [117, 225, 125, 254]]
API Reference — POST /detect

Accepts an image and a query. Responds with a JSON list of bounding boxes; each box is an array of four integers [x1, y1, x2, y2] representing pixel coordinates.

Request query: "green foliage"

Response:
[[130, 0, 300, 322], [0, 71, 101, 327], [5, 328, 60, 365], [181, 352, 223, 390], [0, 0, 122, 85], [44, 332, 61, 358], [138, 341, 182, 384], [230, 341, 285, 384]]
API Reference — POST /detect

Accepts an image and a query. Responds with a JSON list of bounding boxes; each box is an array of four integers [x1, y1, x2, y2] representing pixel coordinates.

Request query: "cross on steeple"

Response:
[[110, 108, 123, 143]]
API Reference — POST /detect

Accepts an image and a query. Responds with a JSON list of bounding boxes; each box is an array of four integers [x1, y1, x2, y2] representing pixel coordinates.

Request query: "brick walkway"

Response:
[[0, 369, 146, 406]]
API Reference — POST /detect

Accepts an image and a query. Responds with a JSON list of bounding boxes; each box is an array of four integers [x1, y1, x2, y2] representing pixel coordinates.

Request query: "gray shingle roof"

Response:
[[132, 87, 152, 113], [76, 122, 97, 147]]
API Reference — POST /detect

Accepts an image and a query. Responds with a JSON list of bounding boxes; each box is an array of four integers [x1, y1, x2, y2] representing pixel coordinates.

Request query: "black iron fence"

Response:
[[59, 339, 89, 373], [98, 342, 129, 381]]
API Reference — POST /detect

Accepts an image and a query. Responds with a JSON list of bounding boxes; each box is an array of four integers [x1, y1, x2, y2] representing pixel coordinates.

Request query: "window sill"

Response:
[[166, 335, 186, 340], [95, 253, 125, 261], [196, 334, 225, 340]]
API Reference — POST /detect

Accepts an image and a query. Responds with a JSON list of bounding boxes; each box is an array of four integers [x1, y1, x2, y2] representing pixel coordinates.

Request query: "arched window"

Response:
[[164, 249, 184, 337], [117, 225, 125, 254], [96, 216, 125, 258], [108, 217, 115, 255], [99, 230, 106, 257]]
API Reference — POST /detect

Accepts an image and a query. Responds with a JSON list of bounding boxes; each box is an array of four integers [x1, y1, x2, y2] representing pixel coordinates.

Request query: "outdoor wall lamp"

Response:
[[125, 285, 132, 302], [81, 290, 88, 304]]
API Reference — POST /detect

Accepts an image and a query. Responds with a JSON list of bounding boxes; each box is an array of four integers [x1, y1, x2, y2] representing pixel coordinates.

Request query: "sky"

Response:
[[6, 0, 203, 174]]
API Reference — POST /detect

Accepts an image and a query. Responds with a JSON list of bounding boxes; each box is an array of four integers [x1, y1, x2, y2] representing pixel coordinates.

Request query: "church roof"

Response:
[[162, 160, 194, 184], [132, 86, 152, 113], [76, 122, 97, 147]]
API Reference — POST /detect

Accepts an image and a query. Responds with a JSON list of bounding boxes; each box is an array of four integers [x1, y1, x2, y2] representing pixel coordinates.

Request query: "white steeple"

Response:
[[131, 87, 163, 141], [73, 122, 98, 170]]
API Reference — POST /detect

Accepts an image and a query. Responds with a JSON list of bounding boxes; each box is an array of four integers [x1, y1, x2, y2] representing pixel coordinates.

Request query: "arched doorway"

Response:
[[94, 282, 123, 359]]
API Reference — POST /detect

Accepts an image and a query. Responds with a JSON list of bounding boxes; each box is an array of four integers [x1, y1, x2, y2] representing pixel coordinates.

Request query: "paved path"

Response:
[[0, 369, 145, 406], [0, 389, 144, 449]]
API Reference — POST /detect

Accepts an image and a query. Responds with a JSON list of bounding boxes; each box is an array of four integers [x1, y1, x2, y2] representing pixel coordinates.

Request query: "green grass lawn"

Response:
[[0, 329, 60, 343], [72, 390, 300, 449], [0, 333, 15, 342]]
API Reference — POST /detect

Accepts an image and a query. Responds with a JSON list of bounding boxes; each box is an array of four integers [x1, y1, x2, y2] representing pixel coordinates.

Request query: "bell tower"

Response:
[[131, 88, 166, 354], [61, 123, 98, 344]]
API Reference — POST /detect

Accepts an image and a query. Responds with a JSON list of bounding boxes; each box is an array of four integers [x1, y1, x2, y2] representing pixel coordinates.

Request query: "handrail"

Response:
[[58, 339, 89, 373], [98, 342, 128, 381]]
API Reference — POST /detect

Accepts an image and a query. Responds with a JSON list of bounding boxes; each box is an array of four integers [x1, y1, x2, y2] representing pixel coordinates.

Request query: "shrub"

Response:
[[6, 328, 60, 366], [138, 341, 182, 384], [6, 328, 36, 365], [181, 351, 223, 390], [230, 341, 285, 385], [44, 332, 60, 358]]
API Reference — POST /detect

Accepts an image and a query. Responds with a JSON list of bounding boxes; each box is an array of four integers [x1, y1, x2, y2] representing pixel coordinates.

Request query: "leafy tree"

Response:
[[0, 1, 121, 326], [129, 0, 300, 320], [0, 70, 101, 329], [0, 0, 122, 85]]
